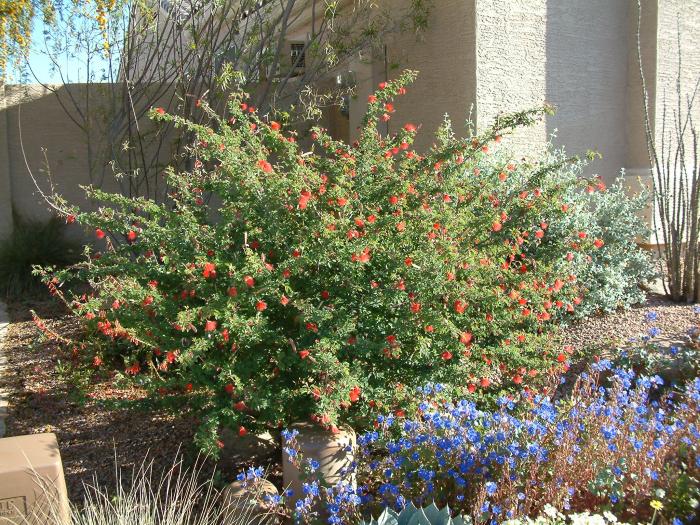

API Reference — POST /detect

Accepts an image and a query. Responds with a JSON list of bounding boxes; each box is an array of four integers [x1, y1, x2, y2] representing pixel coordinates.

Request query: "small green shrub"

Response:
[[0, 214, 80, 298], [35, 71, 651, 455]]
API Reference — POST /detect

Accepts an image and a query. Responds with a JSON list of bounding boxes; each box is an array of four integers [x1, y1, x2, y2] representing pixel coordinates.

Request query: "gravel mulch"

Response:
[[560, 293, 698, 355], [0, 297, 280, 504], [0, 293, 696, 504]]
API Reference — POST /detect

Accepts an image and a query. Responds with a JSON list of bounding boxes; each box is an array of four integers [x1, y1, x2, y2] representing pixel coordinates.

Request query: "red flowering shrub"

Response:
[[40, 71, 608, 454]]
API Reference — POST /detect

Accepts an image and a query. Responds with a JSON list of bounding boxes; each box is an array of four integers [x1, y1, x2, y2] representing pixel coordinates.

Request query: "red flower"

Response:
[[425, 325, 434, 332], [234, 401, 246, 411], [127, 230, 138, 242], [389, 195, 399, 205], [453, 300, 466, 314], [292, 249, 301, 258], [257, 159, 273, 173], [205, 320, 218, 332], [280, 295, 290, 306], [480, 377, 491, 388], [238, 426, 248, 437], [154, 107, 165, 115], [299, 350, 310, 359], [535, 229, 544, 239], [367, 95, 377, 103], [95, 228, 105, 239], [244, 275, 255, 287], [228, 286, 238, 297], [459, 332, 473, 345], [255, 300, 267, 312], [578, 231, 587, 239], [202, 262, 217, 279], [593, 238, 604, 248], [513, 375, 523, 384], [142, 296, 154, 306], [270, 121, 281, 131], [298, 190, 312, 210], [349, 386, 361, 403], [93, 355, 102, 366], [403, 123, 417, 132], [492, 221, 502, 232], [441, 351, 453, 360], [378, 82, 387, 89], [225, 383, 235, 394], [410, 302, 421, 313], [404, 257, 413, 266], [321, 290, 330, 300]]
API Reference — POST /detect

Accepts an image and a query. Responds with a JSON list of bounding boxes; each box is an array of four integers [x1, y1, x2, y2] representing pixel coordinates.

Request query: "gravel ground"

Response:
[[0, 293, 697, 504], [0, 298, 280, 504], [559, 293, 698, 355]]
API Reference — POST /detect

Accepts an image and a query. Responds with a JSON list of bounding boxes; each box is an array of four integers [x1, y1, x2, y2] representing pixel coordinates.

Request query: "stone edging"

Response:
[[0, 300, 8, 437]]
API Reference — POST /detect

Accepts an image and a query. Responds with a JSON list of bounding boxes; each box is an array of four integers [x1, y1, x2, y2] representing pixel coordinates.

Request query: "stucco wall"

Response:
[[545, 0, 630, 182], [475, 0, 547, 157]]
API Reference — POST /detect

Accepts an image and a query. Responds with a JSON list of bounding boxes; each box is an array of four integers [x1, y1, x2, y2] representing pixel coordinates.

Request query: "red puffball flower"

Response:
[[154, 107, 165, 115], [535, 229, 544, 239], [404, 257, 413, 267], [225, 383, 235, 394], [513, 375, 524, 385], [389, 195, 399, 205], [459, 332, 473, 345], [378, 81, 387, 90], [593, 238, 605, 248], [280, 295, 290, 306], [557, 353, 567, 363], [321, 290, 330, 300], [244, 275, 255, 287], [349, 386, 361, 403], [578, 231, 588, 239], [127, 230, 138, 242], [480, 377, 491, 388], [299, 350, 310, 359], [255, 300, 267, 312], [228, 286, 238, 297], [410, 302, 421, 313], [93, 355, 103, 366], [453, 300, 466, 314], [403, 123, 417, 133], [298, 190, 312, 210], [441, 351, 453, 361], [66, 214, 76, 224], [238, 426, 248, 437], [368, 95, 377, 103], [257, 159, 273, 173], [142, 295, 154, 306], [492, 221, 502, 232], [205, 320, 218, 332], [95, 228, 105, 239], [202, 262, 217, 279], [270, 121, 281, 131], [234, 401, 246, 411]]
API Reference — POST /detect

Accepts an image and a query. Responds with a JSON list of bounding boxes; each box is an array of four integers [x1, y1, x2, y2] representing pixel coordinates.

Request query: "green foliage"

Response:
[[0, 214, 79, 298], [38, 71, 644, 455], [564, 176, 655, 317]]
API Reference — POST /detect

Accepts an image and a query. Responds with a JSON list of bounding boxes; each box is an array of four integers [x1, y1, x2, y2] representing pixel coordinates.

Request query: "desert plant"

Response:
[[361, 502, 471, 525], [36, 71, 627, 455], [34, 454, 271, 525], [0, 214, 80, 298], [637, 1, 700, 302], [272, 365, 699, 525]]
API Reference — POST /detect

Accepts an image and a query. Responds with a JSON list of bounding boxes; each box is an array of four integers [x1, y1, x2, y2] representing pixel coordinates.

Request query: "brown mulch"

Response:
[[560, 293, 698, 355], [1, 293, 697, 504], [0, 297, 280, 504]]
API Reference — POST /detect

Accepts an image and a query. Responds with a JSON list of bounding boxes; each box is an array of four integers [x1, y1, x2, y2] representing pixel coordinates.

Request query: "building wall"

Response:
[[475, 0, 548, 157], [545, 0, 630, 182]]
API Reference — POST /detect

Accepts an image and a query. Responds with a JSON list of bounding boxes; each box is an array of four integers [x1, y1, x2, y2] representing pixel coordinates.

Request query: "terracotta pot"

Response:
[[221, 479, 279, 525], [281, 422, 356, 507]]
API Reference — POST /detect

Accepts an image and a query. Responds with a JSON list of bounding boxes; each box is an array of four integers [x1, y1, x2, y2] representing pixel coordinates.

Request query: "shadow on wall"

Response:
[[544, 0, 630, 183], [0, 83, 176, 243]]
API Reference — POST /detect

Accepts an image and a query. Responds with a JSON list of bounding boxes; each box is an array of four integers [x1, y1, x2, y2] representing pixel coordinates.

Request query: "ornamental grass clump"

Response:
[[37, 71, 627, 454], [268, 365, 699, 525]]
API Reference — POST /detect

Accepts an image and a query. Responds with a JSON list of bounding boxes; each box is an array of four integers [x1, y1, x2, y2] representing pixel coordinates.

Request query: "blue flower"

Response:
[[485, 481, 498, 496]]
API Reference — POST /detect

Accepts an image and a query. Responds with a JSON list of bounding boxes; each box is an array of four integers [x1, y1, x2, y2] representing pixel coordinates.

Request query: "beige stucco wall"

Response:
[[475, 0, 547, 157]]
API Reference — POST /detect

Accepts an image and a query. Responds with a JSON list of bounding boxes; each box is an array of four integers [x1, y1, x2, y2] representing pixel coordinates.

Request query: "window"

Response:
[[290, 43, 306, 71]]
